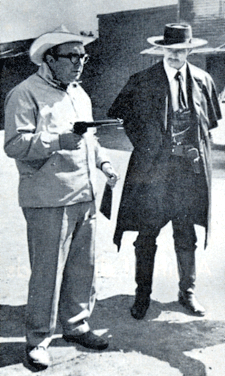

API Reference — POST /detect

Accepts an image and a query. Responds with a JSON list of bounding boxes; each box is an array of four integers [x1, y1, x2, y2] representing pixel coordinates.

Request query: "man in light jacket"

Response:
[[4, 25, 118, 370], [108, 23, 221, 321]]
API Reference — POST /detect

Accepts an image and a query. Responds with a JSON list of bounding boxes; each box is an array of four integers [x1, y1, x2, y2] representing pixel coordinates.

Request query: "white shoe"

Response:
[[26, 345, 51, 369]]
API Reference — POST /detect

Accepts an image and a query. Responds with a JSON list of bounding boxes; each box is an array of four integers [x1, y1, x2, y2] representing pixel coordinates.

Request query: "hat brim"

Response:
[[147, 36, 208, 49], [30, 32, 95, 66]]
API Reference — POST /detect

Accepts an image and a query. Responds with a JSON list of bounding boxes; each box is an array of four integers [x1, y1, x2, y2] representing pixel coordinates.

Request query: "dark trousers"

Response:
[[133, 216, 197, 298], [132, 150, 206, 299]]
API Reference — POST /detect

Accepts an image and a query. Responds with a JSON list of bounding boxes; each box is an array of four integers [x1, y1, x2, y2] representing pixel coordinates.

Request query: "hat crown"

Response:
[[164, 23, 192, 46], [144, 22, 207, 54], [51, 24, 73, 35]]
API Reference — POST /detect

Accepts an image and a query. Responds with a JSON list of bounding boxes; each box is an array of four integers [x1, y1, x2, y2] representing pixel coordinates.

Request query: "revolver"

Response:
[[185, 147, 201, 174], [73, 118, 123, 135]]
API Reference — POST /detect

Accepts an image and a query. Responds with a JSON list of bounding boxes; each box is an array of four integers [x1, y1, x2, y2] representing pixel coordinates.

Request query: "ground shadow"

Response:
[[84, 295, 225, 376], [0, 304, 26, 338], [211, 143, 225, 174], [211, 143, 225, 152], [1, 296, 225, 375], [0, 304, 26, 368]]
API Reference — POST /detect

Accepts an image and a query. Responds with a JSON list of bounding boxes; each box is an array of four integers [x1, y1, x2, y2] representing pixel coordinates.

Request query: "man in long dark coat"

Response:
[[108, 23, 222, 320]]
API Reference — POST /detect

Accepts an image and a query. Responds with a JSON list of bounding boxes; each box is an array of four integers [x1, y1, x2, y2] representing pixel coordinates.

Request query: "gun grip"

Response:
[[73, 122, 88, 135]]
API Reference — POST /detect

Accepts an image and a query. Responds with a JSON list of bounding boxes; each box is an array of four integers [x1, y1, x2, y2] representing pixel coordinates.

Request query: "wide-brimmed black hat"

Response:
[[147, 23, 207, 49]]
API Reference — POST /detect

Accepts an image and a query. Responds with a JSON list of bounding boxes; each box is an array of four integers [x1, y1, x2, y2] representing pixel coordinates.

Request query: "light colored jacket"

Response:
[[4, 63, 109, 207]]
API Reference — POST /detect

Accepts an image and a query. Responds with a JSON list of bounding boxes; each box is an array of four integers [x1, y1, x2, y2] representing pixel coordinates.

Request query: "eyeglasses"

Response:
[[56, 53, 89, 64]]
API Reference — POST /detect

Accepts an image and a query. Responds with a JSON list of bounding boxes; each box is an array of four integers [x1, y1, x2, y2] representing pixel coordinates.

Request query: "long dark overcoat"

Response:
[[108, 61, 222, 250]]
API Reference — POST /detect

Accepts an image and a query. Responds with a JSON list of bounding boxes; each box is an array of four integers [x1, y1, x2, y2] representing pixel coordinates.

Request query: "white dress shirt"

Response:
[[163, 58, 188, 112]]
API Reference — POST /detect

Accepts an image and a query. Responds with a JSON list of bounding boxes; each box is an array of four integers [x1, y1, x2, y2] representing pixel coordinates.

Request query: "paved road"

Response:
[[0, 113, 224, 375]]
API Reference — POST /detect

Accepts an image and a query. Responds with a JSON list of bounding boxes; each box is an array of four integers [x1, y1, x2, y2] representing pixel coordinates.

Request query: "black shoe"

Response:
[[130, 296, 150, 320], [25, 345, 51, 370], [63, 331, 108, 350], [178, 291, 205, 316]]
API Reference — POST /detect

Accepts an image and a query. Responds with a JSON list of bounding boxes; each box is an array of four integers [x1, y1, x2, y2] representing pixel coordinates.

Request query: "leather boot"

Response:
[[130, 241, 157, 320], [130, 293, 150, 320], [178, 290, 205, 316], [176, 249, 205, 316]]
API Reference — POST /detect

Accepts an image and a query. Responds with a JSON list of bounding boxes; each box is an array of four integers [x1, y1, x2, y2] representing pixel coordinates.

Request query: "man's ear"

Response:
[[45, 54, 55, 65]]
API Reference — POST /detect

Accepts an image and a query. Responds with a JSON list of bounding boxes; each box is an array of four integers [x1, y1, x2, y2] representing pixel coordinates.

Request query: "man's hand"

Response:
[[59, 132, 82, 150], [101, 162, 119, 187]]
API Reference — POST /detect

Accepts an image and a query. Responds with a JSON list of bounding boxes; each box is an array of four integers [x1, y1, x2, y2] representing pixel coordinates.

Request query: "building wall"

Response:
[[193, 0, 223, 16], [180, 0, 224, 19], [0, 41, 37, 130], [180, 0, 225, 94], [83, 5, 178, 120], [180, 0, 225, 46]]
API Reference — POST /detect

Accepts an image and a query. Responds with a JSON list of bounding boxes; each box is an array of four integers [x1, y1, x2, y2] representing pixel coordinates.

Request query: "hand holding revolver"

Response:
[[59, 131, 82, 150], [73, 119, 123, 135]]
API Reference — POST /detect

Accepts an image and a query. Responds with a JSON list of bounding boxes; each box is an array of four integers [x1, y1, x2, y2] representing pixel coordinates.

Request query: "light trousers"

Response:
[[22, 201, 96, 348]]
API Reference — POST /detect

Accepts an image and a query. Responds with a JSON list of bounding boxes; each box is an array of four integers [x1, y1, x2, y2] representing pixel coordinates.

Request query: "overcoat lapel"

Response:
[[149, 63, 170, 133], [159, 85, 170, 133], [187, 64, 202, 117]]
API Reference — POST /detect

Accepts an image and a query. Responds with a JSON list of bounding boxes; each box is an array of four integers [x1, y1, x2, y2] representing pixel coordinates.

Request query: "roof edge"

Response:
[[97, 5, 177, 19]]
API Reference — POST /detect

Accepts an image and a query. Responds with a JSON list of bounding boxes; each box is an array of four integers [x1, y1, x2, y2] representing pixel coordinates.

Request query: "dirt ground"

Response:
[[0, 115, 225, 375]]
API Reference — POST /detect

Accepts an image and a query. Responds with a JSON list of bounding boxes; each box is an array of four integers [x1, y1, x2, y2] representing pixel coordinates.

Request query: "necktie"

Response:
[[174, 71, 187, 110]]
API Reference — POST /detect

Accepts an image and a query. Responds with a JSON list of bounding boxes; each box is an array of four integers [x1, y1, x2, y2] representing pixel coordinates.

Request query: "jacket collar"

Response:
[[37, 62, 78, 90], [37, 62, 61, 88], [163, 58, 187, 84]]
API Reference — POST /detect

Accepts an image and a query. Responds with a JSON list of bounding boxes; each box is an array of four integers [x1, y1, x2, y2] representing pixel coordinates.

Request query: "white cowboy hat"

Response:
[[30, 25, 95, 66], [146, 23, 207, 50]]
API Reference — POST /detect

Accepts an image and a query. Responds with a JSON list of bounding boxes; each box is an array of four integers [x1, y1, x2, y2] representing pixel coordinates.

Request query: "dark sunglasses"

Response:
[[56, 53, 89, 64]]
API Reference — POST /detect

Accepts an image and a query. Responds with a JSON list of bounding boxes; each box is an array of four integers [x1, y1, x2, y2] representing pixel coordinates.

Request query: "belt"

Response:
[[171, 144, 191, 157]]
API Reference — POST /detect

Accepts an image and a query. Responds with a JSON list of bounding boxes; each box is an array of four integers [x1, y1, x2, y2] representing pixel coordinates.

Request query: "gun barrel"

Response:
[[85, 119, 123, 127]]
